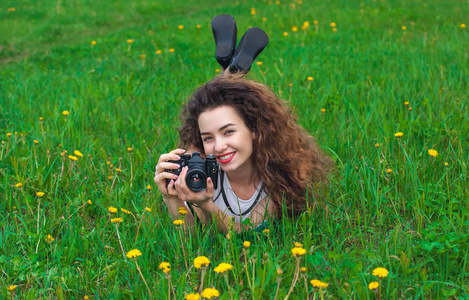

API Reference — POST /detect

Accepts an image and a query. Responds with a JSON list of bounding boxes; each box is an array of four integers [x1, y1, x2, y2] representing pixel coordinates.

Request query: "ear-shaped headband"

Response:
[[211, 14, 269, 73]]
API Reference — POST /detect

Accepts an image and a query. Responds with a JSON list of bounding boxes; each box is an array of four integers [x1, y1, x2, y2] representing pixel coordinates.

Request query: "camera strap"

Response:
[[220, 170, 263, 217]]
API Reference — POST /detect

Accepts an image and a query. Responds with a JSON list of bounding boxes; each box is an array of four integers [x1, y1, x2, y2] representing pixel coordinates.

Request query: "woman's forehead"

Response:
[[198, 105, 243, 130]]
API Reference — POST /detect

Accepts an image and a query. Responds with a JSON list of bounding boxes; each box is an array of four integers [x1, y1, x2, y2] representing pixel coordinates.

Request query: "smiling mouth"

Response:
[[216, 152, 236, 163]]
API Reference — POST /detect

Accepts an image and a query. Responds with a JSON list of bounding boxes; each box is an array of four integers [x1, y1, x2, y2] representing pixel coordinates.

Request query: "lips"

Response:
[[216, 152, 236, 164]]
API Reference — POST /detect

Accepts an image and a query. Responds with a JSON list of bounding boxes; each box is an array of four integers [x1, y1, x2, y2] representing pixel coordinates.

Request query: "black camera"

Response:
[[166, 152, 219, 192]]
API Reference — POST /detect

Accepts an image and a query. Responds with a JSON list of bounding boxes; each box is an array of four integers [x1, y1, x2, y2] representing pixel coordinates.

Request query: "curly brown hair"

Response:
[[178, 72, 333, 217]]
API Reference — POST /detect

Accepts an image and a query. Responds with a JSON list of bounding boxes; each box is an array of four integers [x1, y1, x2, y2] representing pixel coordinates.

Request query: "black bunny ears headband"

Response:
[[211, 14, 269, 73]]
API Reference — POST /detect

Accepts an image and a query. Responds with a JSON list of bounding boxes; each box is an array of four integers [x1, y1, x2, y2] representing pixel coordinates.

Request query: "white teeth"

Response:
[[219, 153, 234, 160]]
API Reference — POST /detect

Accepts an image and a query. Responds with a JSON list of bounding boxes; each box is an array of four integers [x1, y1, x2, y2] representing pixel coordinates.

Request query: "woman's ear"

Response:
[[251, 131, 257, 140]]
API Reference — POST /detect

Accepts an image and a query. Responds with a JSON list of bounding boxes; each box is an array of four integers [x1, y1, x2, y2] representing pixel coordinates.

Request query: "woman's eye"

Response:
[[203, 137, 212, 142], [224, 130, 234, 135]]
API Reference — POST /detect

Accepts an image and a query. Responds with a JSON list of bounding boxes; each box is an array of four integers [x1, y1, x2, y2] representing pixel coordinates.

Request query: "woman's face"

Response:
[[198, 105, 255, 174]]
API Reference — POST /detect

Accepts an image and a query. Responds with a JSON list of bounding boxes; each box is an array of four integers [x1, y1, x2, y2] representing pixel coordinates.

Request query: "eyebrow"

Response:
[[200, 123, 235, 136]]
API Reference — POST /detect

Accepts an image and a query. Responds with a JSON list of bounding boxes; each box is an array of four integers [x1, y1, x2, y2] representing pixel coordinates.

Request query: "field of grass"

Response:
[[1, 0, 468, 298]]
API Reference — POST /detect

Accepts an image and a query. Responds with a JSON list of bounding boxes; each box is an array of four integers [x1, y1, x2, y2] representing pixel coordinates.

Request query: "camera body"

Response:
[[166, 152, 219, 192]]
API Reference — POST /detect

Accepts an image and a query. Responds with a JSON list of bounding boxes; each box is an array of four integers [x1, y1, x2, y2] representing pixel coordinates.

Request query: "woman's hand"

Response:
[[154, 149, 186, 198], [174, 166, 215, 206]]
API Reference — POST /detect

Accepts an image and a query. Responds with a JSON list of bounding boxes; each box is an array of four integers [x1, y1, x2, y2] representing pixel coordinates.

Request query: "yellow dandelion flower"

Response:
[[14, 183, 23, 188], [74, 150, 83, 157], [185, 293, 200, 300], [307, 76, 314, 81], [275, 0, 280, 4], [68, 155, 78, 161], [300, 267, 307, 272], [283, 32, 289, 36], [87, 200, 92, 204], [214, 262, 233, 273], [428, 149, 438, 157], [215, 69, 220, 73], [108, 206, 117, 213], [369, 281, 379, 290], [33, 139, 39, 144], [127, 147, 132, 152], [145, 207, 151, 212], [262, 17, 267, 21], [84, 296, 90, 300], [178, 25, 184, 29], [332, 28, 337, 32], [178, 207, 188, 215], [91, 41, 97, 46], [301, 25, 308, 30], [263, 229, 270, 234], [196, 24, 201, 29], [111, 218, 123, 224], [310, 279, 328, 288], [7, 7, 16, 12], [62, 110, 70, 116], [321, 108, 326, 113], [45, 235, 55, 243], [277, 268, 283, 275], [146, 184, 152, 190], [106, 161, 111, 165], [243, 241, 251, 248], [444, 162, 449, 166], [251, 9, 256, 15], [294, 242, 303, 247], [257, 61, 263, 66], [7, 285, 17, 291], [394, 132, 404, 138], [194, 256, 210, 269], [116, 168, 122, 172], [121, 208, 131, 214], [404, 101, 409, 105], [169, 48, 175, 53], [127, 39, 134, 44], [461, 24, 466, 28], [159, 262, 171, 273], [386, 169, 392, 174], [108, 175, 114, 180], [314, 20, 318, 25], [375, 143, 380, 147], [303, 21, 310, 26], [408, 107, 413, 111], [7, 132, 12, 137], [330, 22, 336, 27], [292, 26, 298, 32], [36, 192, 45, 197], [402, 26, 407, 30], [291, 247, 307, 256], [173, 219, 184, 226], [155, 50, 162, 55], [372, 267, 389, 278], [201, 288, 219, 299], [126, 249, 142, 258]]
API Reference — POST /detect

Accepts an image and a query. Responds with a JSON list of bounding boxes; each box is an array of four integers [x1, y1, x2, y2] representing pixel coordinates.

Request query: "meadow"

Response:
[[1, 0, 468, 298]]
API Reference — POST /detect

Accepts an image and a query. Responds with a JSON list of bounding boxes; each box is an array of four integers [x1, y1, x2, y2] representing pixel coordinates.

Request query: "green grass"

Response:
[[1, 0, 468, 298]]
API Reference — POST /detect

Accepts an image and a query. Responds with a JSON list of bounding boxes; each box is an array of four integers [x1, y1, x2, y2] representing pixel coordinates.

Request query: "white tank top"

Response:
[[213, 170, 267, 223]]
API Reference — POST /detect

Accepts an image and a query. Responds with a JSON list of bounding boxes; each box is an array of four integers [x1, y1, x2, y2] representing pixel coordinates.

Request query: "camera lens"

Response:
[[185, 169, 207, 191]]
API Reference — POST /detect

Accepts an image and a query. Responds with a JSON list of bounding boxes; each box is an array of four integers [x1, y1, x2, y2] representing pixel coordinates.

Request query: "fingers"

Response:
[[174, 166, 189, 200], [155, 149, 185, 173], [206, 177, 215, 196], [167, 179, 177, 196]]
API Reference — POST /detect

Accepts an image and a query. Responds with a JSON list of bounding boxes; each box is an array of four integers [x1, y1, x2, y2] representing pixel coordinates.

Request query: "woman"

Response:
[[154, 72, 332, 233]]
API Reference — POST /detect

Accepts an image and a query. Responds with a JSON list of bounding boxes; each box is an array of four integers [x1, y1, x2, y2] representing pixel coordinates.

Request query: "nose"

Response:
[[214, 138, 227, 154]]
